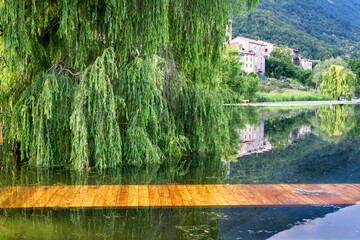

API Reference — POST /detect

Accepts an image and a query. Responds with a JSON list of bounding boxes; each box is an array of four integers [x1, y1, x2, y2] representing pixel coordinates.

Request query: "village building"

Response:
[[237, 121, 272, 158], [256, 40, 276, 57], [289, 126, 312, 144], [230, 35, 318, 73], [288, 48, 301, 66], [239, 50, 256, 74], [230, 37, 266, 75], [301, 58, 313, 71]]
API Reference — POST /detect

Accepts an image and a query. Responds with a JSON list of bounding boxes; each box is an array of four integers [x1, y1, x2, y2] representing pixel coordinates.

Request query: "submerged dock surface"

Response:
[[0, 184, 359, 209]]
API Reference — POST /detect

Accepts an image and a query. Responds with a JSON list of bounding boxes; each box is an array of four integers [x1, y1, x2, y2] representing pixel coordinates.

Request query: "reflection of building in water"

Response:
[[237, 121, 272, 158], [289, 126, 311, 144]]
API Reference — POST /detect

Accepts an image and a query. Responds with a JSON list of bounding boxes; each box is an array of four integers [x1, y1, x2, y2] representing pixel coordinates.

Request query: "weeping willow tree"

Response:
[[318, 105, 355, 137], [0, 0, 258, 169], [319, 65, 356, 100]]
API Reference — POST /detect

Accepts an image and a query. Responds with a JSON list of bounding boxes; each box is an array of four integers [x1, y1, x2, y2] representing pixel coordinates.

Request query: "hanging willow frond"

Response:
[[9, 73, 75, 166], [1, 0, 258, 169], [70, 48, 122, 169]]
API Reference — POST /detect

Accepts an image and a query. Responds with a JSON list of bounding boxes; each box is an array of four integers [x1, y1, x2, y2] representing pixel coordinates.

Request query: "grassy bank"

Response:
[[257, 91, 333, 102]]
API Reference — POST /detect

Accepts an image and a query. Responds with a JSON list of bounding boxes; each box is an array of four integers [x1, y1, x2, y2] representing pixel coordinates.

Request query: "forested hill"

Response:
[[232, 0, 360, 59], [313, 0, 360, 27]]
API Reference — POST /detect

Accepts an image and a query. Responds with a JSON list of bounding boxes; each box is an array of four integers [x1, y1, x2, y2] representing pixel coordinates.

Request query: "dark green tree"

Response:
[[347, 59, 360, 95], [219, 46, 245, 94], [270, 45, 293, 63]]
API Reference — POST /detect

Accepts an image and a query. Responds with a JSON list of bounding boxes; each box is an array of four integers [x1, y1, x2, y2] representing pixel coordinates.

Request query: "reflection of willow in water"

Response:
[[0, 154, 227, 187], [318, 105, 355, 137], [0, 208, 223, 240], [230, 106, 360, 184]]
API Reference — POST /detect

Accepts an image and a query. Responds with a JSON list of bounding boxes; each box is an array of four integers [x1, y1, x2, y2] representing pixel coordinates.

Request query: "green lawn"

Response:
[[257, 91, 333, 102]]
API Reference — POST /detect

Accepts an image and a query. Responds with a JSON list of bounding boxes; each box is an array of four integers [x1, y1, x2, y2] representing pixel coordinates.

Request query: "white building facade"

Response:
[[301, 58, 313, 71], [230, 36, 266, 75], [237, 121, 272, 158]]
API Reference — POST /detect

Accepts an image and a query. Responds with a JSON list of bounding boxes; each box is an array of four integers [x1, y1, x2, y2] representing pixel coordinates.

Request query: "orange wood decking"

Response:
[[0, 184, 359, 209]]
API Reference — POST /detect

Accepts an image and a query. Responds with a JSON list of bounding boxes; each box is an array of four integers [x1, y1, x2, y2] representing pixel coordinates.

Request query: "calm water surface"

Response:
[[1, 105, 360, 239]]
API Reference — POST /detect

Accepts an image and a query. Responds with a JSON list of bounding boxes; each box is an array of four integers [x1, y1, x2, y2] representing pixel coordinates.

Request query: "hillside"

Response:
[[313, 0, 360, 27], [232, 0, 360, 59]]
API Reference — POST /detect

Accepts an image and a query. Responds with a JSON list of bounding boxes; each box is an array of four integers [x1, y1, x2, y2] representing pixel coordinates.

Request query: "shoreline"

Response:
[[225, 100, 360, 107]]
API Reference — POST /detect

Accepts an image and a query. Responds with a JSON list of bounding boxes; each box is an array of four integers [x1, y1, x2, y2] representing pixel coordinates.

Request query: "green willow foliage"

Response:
[[318, 105, 355, 137], [319, 65, 356, 100], [0, 0, 258, 169]]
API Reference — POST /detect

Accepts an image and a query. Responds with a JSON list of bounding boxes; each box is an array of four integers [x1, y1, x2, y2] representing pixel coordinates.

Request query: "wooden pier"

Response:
[[0, 184, 359, 209]]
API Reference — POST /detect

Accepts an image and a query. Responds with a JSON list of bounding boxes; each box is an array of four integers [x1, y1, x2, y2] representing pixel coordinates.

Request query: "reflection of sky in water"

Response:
[[269, 203, 360, 240], [219, 204, 360, 240]]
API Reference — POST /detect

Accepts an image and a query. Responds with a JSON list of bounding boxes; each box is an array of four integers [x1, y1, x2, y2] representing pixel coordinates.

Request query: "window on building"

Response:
[[246, 57, 248, 61], [250, 58, 252, 61], [246, 64, 248, 68], [250, 64, 252, 68]]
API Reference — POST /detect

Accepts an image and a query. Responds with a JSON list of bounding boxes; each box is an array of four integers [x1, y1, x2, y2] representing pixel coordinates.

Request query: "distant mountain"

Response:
[[313, 0, 360, 27], [232, 0, 360, 59]]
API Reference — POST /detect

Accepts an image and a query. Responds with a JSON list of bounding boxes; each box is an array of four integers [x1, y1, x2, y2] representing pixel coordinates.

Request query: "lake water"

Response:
[[1, 104, 360, 239]]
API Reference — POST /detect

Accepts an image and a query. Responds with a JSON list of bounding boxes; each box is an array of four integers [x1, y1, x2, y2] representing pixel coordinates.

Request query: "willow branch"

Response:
[[47, 49, 72, 73], [56, 65, 84, 77]]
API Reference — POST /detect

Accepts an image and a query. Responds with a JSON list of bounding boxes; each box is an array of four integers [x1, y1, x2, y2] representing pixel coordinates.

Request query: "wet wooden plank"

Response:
[[229, 185, 263, 205], [186, 185, 206, 206], [269, 184, 305, 205], [148, 185, 161, 206], [317, 184, 356, 205], [43, 185, 70, 208], [25, 186, 56, 208], [77, 185, 98, 208], [157, 185, 172, 207], [216, 185, 240, 206], [0, 187, 18, 207], [167, 185, 184, 206], [205, 185, 229, 206], [138, 185, 149, 207], [103, 185, 121, 207], [127, 185, 139, 207], [176, 185, 193, 206], [285, 184, 317, 205], [196, 185, 217, 206], [92, 185, 109, 207], [9, 186, 39, 208], [69, 185, 92, 207], [60, 185, 83, 208], [116, 185, 129, 207], [0, 187, 28, 209], [1, 184, 360, 209], [291, 184, 338, 205]]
